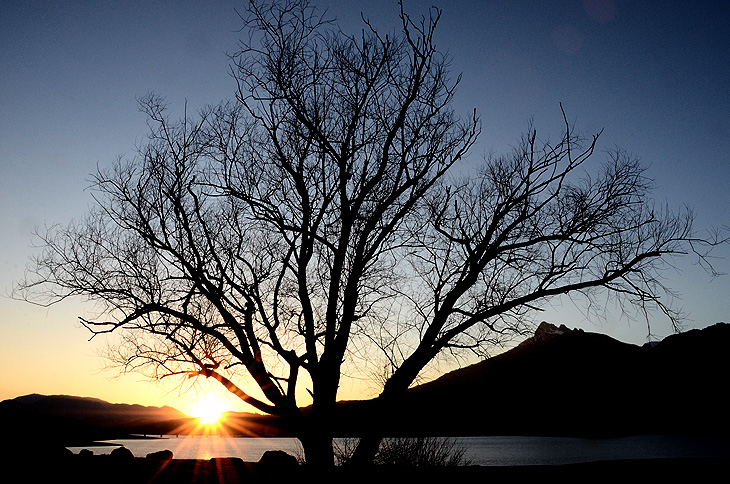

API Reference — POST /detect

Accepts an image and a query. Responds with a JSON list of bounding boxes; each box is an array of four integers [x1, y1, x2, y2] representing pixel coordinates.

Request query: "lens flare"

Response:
[[192, 399, 225, 425]]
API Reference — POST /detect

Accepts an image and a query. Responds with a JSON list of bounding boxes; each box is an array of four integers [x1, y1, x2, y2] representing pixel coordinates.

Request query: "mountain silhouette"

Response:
[[0, 394, 192, 449], [411, 322, 727, 436], [4, 322, 728, 443], [333, 322, 730, 437], [9, 394, 186, 427], [1, 394, 292, 445]]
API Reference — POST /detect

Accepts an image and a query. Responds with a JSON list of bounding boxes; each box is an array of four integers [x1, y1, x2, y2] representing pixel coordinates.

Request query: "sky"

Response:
[[1, 0, 729, 415]]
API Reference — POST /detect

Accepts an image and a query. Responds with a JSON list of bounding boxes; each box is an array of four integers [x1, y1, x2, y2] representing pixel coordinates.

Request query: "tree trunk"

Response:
[[298, 371, 339, 467], [348, 350, 433, 466], [345, 394, 390, 466], [299, 432, 335, 468], [347, 434, 382, 467]]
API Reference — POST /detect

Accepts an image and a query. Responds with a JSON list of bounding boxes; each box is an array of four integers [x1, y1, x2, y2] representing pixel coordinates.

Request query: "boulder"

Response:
[[258, 450, 298, 468], [110, 446, 134, 459], [146, 449, 174, 461], [79, 448, 94, 458], [42, 446, 74, 461]]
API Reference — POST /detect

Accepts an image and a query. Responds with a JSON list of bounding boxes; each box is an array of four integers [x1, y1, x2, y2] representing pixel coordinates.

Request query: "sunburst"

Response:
[[192, 398, 226, 425]]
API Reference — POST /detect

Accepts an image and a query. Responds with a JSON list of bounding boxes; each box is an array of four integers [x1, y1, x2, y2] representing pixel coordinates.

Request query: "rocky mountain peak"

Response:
[[518, 321, 579, 348], [535, 321, 572, 337]]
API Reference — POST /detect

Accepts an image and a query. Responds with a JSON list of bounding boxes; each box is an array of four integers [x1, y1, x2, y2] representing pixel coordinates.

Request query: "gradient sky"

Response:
[[2, 0, 729, 415]]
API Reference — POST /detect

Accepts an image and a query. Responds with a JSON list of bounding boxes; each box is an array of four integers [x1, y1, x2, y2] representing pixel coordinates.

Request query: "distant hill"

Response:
[[0, 394, 193, 447], [0, 394, 292, 445], [4, 322, 729, 443], [9, 394, 187, 426]]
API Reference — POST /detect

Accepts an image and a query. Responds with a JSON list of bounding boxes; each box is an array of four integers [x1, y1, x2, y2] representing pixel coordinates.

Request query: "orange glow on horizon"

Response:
[[191, 398, 227, 426]]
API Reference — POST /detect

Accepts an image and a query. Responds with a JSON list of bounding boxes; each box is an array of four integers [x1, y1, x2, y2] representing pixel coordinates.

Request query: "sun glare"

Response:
[[193, 399, 226, 425]]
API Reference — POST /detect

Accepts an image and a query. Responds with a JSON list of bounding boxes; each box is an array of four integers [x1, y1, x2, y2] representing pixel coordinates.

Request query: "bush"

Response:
[[333, 437, 360, 466], [303, 436, 471, 466], [374, 436, 470, 467]]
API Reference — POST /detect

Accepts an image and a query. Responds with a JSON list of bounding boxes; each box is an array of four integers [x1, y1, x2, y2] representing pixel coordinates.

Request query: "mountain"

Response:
[[9, 394, 187, 427], [4, 322, 729, 443], [357, 321, 730, 437], [0, 394, 194, 448], [1, 394, 292, 445]]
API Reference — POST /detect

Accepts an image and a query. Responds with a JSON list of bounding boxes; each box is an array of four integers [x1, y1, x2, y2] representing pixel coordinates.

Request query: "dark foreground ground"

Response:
[[4, 452, 730, 484]]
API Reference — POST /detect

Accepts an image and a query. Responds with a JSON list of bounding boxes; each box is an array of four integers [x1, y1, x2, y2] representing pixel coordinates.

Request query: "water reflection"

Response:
[[67, 435, 729, 466]]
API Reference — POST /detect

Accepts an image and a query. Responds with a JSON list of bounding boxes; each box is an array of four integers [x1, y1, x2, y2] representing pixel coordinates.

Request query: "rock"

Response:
[[79, 448, 94, 458], [146, 449, 174, 461], [209, 457, 244, 467], [257, 450, 298, 468], [110, 446, 134, 459], [534, 321, 572, 339], [42, 446, 74, 462], [517, 321, 579, 349]]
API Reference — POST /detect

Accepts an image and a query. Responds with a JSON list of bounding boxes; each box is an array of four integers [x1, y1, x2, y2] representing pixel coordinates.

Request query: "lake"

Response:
[[67, 434, 730, 466]]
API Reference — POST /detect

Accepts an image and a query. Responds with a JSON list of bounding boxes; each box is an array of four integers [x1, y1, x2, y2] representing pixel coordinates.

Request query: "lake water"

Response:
[[67, 434, 730, 466]]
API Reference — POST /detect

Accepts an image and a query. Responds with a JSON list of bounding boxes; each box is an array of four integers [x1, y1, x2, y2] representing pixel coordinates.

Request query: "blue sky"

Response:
[[1, 0, 729, 411]]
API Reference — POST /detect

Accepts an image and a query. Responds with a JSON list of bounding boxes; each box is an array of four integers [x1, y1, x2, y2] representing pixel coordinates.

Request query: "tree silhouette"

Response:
[[18, 0, 724, 467]]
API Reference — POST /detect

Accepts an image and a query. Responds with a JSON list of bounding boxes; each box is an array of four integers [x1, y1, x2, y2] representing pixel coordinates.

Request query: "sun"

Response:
[[192, 398, 226, 425]]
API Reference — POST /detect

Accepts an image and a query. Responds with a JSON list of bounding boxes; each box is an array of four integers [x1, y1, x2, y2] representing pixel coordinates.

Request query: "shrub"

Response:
[[373, 437, 470, 467]]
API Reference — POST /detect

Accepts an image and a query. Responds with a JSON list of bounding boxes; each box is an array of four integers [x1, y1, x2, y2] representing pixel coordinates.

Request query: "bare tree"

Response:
[[17, 0, 723, 467], [345, 113, 717, 464]]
